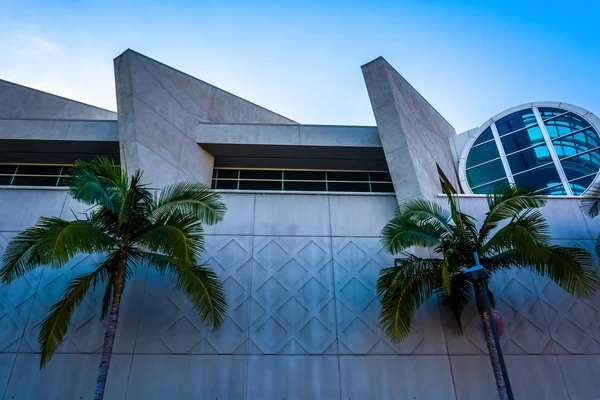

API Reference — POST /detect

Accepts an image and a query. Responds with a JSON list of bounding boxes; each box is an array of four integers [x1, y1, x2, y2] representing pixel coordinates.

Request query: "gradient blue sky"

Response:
[[1, 0, 598, 132]]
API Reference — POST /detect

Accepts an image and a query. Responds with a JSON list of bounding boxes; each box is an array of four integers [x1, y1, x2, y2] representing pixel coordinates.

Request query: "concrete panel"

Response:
[[339, 355, 455, 399], [558, 355, 600, 399], [195, 123, 301, 145], [19, 256, 146, 354], [443, 267, 553, 355], [0, 189, 67, 231], [65, 120, 118, 141], [329, 195, 396, 237], [254, 194, 331, 236], [542, 199, 594, 240], [0, 119, 70, 140], [178, 137, 214, 185], [451, 355, 569, 400], [126, 355, 246, 399], [384, 147, 423, 201], [333, 237, 447, 354], [135, 236, 252, 354], [299, 125, 381, 147], [131, 141, 180, 189], [250, 237, 335, 354], [4, 353, 130, 399], [0, 353, 15, 398], [0, 232, 42, 352], [203, 193, 255, 235], [0, 79, 116, 120], [247, 355, 340, 399]]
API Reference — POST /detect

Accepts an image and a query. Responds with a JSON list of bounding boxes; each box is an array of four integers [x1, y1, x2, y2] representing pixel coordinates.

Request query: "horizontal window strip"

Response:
[[0, 164, 71, 187]]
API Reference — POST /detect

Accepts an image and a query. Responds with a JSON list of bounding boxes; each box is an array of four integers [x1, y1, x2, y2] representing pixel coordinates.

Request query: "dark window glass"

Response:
[[466, 159, 506, 188], [57, 177, 68, 186], [0, 176, 12, 185], [239, 180, 281, 190], [544, 112, 590, 139], [512, 165, 562, 191], [328, 182, 370, 192], [369, 172, 392, 182], [560, 149, 600, 180], [500, 125, 544, 154], [553, 128, 600, 159], [17, 165, 63, 175], [327, 171, 369, 182], [284, 181, 326, 191], [538, 107, 566, 120], [473, 127, 494, 146], [536, 184, 567, 196], [240, 170, 281, 180], [466, 141, 500, 168], [12, 176, 59, 186], [506, 144, 552, 174], [0, 165, 17, 175], [284, 170, 326, 181], [371, 182, 395, 193], [211, 180, 217, 189], [215, 169, 238, 179], [496, 109, 536, 136], [214, 179, 238, 189], [472, 179, 509, 195], [212, 169, 218, 178], [570, 175, 596, 196]]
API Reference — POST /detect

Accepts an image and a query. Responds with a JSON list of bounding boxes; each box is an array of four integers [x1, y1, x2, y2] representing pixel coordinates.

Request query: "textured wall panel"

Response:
[[247, 355, 340, 399], [0, 190, 67, 231], [4, 354, 130, 399], [20, 254, 145, 354], [250, 236, 336, 354], [203, 193, 255, 236], [333, 237, 446, 354], [450, 355, 569, 400], [328, 195, 396, 237], [126, 355, 247, 399], [254, 194, 331, 236], [135, 236, 252, 354], [0, 353, 15, 398], [339, 355, 455, 399], [558, 355, 600, 399]]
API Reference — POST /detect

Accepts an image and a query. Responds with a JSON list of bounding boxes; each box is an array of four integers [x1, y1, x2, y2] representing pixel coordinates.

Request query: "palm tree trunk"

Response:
[[94, 260, 126, 400], [475, 283, 508, 400]]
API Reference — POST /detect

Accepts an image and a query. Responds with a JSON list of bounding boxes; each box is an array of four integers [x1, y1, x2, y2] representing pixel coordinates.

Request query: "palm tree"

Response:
[[0, 157, 227, 400], [378, 185, 598, 400], [580, 184, 600, 259]]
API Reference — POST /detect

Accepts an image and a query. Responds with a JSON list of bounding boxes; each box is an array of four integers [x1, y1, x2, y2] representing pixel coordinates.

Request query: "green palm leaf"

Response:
[[381, 212, 444, 254], [1, 227, 44, 283], [154, 182, 227, 225]]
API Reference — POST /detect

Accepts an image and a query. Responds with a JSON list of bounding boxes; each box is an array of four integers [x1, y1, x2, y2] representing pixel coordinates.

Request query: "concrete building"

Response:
[[0, 50, 599, 399]]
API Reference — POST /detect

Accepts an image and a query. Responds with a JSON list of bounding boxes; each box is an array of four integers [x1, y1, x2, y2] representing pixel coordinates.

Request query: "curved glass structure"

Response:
[[464, 105, 600, 195]]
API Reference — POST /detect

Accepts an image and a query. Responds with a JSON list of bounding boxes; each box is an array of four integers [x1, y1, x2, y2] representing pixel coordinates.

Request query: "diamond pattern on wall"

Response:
[[333, 238, 445, 355], [250, 237, 336, 354], [135, 236, 252, 354], [21, 253, 144, 354], [0, 232, 41, 352]]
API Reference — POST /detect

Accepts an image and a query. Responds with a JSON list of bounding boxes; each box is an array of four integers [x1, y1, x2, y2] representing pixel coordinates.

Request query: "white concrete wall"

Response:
[[0, 190, 599, 399]]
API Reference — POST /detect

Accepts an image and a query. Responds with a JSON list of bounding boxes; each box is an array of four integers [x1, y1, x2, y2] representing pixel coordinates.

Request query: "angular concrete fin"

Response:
[[362, 57, 459, 202], [114, 49, 295, 188], [0, 79, 117, 120]]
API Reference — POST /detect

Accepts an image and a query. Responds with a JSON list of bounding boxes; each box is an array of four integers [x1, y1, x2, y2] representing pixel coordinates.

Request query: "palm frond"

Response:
[[481, 209, 550, 257], [137, 213, 205, 269], [1, 227, 44, 283], [399, 198, 453, 234], [39, 265, 109, 367], [154, 182, 227, 225], [580, 180, 600, 218], [66, 157, 127, 213], [33, 217, 115, 268], [479, 185, 545, 242], [381, 212, 444, 254], [118, 169, 153, 228], [439, 273, 473, 333], [142, 252, 226, 328], [377, 256, 441, 341]]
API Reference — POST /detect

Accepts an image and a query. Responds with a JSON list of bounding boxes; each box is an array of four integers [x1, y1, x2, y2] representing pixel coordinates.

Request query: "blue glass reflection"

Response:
[[496, 109, 537, 136]]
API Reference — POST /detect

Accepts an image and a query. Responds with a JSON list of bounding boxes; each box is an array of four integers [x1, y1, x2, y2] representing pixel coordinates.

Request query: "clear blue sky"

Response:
[[1, 0, 598, 132]]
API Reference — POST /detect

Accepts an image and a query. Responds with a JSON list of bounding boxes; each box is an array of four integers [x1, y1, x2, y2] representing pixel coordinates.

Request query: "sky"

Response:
[[0, 0, 599, 133]]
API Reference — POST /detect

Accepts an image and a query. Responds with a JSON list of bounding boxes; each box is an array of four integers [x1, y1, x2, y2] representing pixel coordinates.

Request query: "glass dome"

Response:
[[461, 104, 600, 196]]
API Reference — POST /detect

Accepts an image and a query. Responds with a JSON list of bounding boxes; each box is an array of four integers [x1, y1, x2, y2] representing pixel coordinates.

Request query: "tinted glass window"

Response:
[[12, 176, 59, 186], [284, 181, 326, 191], [570, 175, 596, 195], [536, 184, 567, 196], [216, 169, 238, 179], [560, 149, 600, 180], [553, 128, 600, 159], [327, 171, 369, 182], [239, 180, 281, 190], [496, 109, 536, 135], [369, 172, 392, 182], [466, 160, 506, 188], [507, 144, 552, 174], [214, 179, 237, 189], [285, 170, 325, 181], [328, 182, 370, 192], [472, 179, 509, 194], [0, 165, 17, 175], [512, 165, 562, 191], [466, 140, 500, 168], [473, 127, 494, 146], [544, 112, 590, 138], [500, 125, 544, 154], [371, 182, 395, 193], [240, 170, 281, 180], [538, 107, 566, 120]]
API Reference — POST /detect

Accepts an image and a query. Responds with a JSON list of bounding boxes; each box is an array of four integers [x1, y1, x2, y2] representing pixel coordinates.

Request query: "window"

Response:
[[0, 164, 71, 187], [462, 105, 600, 196], [211, 168, 395, 193]]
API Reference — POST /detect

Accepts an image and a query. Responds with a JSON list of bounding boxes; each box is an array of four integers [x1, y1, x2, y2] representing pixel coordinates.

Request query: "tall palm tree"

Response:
[[0, 157, 228, 400], [378, 185, 598, 400]]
